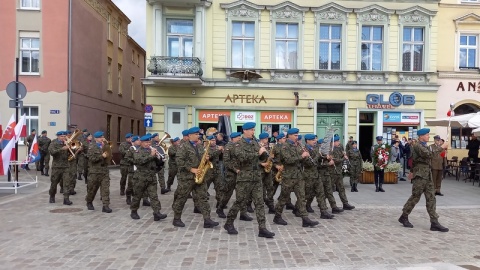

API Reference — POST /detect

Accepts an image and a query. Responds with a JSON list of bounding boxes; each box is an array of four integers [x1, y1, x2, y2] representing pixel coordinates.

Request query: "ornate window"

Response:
[[221, 0, 264, 68], [355, 5, 393, 71], [166, 19, 194, 57]]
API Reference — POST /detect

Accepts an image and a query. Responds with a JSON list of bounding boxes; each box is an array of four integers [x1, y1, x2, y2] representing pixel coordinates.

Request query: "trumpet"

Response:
[[150, 146, 165, 161]]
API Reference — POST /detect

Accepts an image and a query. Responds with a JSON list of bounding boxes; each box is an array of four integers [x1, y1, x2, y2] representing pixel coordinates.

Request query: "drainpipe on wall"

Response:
[[67, 0, 72, 127]]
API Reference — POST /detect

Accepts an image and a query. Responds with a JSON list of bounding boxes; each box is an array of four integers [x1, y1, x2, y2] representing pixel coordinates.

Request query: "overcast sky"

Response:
[[112, 0, 146, 49]]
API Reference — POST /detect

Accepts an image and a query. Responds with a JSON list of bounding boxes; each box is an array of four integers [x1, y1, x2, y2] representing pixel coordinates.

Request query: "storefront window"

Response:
[[317, 103, 343, 113], [451, 128, 471, 149]]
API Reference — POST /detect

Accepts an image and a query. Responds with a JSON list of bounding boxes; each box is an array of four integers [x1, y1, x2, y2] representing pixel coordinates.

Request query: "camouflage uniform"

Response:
[[304, 144, 329, 213], [38, 135, 51, 175], [430, 143, 444, 194], [68, 157, 77, 193], [153, 142, 166, 191], [48, 139, 70, 199], [172, 140, 211, 220], [348, 148, 363, 185], [402, 142, 441, 222], [319, 152, 338, 210], [225, 137, 267, 228], [330, 145, 350, 205], [259, 144, 274, 209], [167, 144, 178, 189], [124, 145, 136, 198], [76, 134, 88, 179], [274, 140, 308, 217], [130, 146, 163, 213], [85, 141, 110, 207], [205, 145, 224, 206], [119, 141, 132, 194]]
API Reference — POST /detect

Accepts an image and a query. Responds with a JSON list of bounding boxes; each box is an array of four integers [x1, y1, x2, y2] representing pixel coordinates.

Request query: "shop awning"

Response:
[[426, 112, 480, 128]]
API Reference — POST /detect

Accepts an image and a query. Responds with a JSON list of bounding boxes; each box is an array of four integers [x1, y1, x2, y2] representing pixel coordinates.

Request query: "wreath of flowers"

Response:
[[372, 144, 391, 170]]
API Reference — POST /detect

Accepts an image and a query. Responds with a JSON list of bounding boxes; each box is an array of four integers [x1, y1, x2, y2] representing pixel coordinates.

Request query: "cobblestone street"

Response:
[[1, 169, 480, 270]]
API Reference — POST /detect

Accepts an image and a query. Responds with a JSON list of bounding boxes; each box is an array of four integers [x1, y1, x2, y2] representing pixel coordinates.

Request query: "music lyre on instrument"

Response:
[[319, 125, 338, 167]]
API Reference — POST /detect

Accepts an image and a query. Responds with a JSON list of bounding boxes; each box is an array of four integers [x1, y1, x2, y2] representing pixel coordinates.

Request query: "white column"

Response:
[[195, 5, 205, 71], [154, 4, 163, 56]]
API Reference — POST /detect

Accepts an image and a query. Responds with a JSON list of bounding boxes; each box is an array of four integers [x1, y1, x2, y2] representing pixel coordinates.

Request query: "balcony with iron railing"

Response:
[[145, 56, 203, 85]]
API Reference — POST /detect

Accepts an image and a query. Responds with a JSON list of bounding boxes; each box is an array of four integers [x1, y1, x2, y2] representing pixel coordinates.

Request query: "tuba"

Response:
[[158, 132, 171, 152], [195, 140, 213, 184], [66, 129, 82, 161]]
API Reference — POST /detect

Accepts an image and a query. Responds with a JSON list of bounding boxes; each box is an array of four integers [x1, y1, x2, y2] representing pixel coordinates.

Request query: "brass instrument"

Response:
[[264, 144, 274, 173], [158, 132, 171, 152], [102, 139, 116, 165], [149, 146, 165, 161], [275, 167, 283, 183], [195, 140, 213, 184], [65, 129, 82, 161]]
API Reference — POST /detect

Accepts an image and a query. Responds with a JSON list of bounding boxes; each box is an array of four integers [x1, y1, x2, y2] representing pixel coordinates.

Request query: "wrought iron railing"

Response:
[[147, 56, 203, 77]]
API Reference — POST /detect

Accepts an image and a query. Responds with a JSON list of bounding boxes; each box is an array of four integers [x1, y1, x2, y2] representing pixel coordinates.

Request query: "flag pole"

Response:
[[446, 103, 455, 147], [15, 57, 19, 183]]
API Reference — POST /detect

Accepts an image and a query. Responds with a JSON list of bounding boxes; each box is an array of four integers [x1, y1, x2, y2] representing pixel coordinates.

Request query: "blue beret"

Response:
[[93, 131, 104, 138], [132, 136, 140, 142], [188, 127, 200, 135], [242, 122, 256, 130], [230, 132, 241, 139], [376, 136, 383, 141], [276, 133, 285, 140], [304, 134, 316, 141], [152, 133, 159, 138], [66, 130, 72, 135], [125, 133, 133, 138], [56, 131, 65, 136], [172, 137, 180, 142], [317, 138, 324, 144], [417, 128, 430, 136], [259, 132, 269, 140], [287, 128, 299, 135], [182, 129, 189, 136], [207, 135, 215, 140], [332, 135, 340, 142], [140, 135, 151, 141]]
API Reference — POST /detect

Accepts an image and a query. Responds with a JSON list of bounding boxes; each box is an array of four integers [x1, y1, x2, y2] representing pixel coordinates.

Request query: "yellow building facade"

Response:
[[145, 0, 439, 160]]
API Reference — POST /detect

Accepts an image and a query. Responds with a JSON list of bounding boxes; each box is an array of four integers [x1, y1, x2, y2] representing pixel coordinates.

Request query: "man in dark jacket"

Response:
[[467, 135, 480, 163]]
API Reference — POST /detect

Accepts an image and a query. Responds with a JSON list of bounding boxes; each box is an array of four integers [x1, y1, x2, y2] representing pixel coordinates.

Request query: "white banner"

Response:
[[234, 111, 256, 122]]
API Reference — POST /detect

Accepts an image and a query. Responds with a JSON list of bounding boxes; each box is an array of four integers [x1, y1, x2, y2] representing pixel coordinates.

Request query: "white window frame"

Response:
[[107, 13, 112, 41], [460, 0, 480, 3], [165, 18, 194, 57], [318, 24, 342, 70], [401, 27, 425, 71], [360, 25, 384, 71], [21, 106, 40, 143], [19, 32, 40, 75], [274, 22, 299, 69], [230, 21, 256, 69], [20, 0, 40, 10], [458, 33, 479, 69], [118, 20, 123, 49]]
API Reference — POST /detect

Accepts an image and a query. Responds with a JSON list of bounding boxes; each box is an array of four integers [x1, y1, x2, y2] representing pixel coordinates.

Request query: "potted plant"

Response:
[[384, 162, 402, 184], [361, 161, 374, 184]]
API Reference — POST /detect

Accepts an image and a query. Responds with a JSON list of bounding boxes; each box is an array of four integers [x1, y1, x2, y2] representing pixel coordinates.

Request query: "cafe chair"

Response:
[[444, 156, 458, 179], [473, 163, 480, 186], [459, 157, 470, 181]]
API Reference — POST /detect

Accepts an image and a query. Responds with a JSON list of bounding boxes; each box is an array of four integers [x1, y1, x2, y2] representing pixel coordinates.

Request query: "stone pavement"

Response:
[[1, 169, 480, 270]]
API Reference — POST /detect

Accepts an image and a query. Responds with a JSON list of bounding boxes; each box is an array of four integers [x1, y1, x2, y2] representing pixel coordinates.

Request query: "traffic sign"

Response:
[[9, 100, 23, 108], [50, 110, 60, 114], [6, 81, 27, 99], [144, 119, 153, 127], [144, 113, 152, 119], [145, 104, 153, 113]]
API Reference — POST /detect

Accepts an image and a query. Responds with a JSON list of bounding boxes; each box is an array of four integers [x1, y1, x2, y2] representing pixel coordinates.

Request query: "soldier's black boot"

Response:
[[239, 213, 253, 221], [216, 208, 226, 218], [285, 202, 295, 210], [292, 208, 301, 217], [306, 204, 314, 213], [246, 203, 254, 213], [70, 190, 76, 195], [343, 203, 355, 210], [126, 196, 132, 205], [86, 202, 94, 210], [203, 218, 219, 228], [41, 167, 44, 175], [258, 228, 275, 238], [130, 210, 140, 220], [166, 184, 171, 192], [84, 174, 87, 184], [430, 221, 449, 232], [354, 183, 359, 192], [375, 186, 379, 192], [120, 189, 125, 196], [153, 211, 167, 221], [160, 188, 168, 194], [302, 217, 319, 227], [332, 207, 344, 214], [173, 219, 185, 227], [320, 211, 334, 219], [351, 185, 355, 192], [63, 198, 72, 205], [398, 214, 414, 228], [193, 206, 201, 214], [77, 173, 82, 180], [268, 204, 275, 214], [273, 214, 287, 225], [102, 206, 112, 213], [49, 196, 55, 203], [224, 223, 238, 235], [142, 199, 151, 206], [44, 169, 49, 176], [379, 185, 385, 192]]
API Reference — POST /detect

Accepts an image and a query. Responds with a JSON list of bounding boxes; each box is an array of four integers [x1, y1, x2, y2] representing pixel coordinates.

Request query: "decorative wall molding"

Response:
[[355, 4, 394, 24], [399, 73, 431, 84], [220, 0, 265, 21], [397, 6, 437, 27], [84, 0, 128, 36], [312, 3, 352, 24], [266, 1, 309, 22]]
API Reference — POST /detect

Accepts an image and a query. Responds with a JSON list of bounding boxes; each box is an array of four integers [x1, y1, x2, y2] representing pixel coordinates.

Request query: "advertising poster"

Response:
[[279, 124, 290, 135], [261, 124, 272, 137]]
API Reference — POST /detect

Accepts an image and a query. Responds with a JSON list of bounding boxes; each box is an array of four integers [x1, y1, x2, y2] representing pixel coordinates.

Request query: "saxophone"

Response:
[[264, 144, 274, 173], [275, 168, 283, 183], [195, 140, 213, 184]]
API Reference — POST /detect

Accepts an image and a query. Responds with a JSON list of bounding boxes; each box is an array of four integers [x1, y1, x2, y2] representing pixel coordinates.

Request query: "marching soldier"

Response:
[[223, 122, 275, 238], [318, 138, 343, 215], [273, 128, 319, 227], [399, 128, 449, 232], [431, 135, 444, 196], [48, 131, 72, 205], [268, 133, 291, 213], [125, 136, 139, 205], [172, 127, 219, 228], [130, 135, 167, 221], [258, 132, 275, 213], [152, 133, 169, 194], [348, 141, 363, 192], [204, 135, 224, 209], [38, 130, 51, 176], [330, 135, 355, 211], [119, 133, 134, 196], [76, 129, 89, 180], [85, 131, 112, 213], [216, 132, 251, 221], [166, 137, 180, 191]]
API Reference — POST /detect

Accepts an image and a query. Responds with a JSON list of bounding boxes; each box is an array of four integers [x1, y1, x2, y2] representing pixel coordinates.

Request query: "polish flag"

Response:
[[0, 138, 15, 175], [14, 114, 26, 143], [1, 115, 16, 150], [21, 135, 40, 169]]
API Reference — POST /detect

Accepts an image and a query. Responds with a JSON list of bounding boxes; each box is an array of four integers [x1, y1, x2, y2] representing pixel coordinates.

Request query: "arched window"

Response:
[[451, 103, 480, 149]]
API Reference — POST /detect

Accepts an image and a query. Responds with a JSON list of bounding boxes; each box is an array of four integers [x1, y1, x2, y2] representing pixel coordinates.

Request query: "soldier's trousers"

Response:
[[172, 178, 211, 219], [69, 165, 76, 191], [206, 171, 223, 204], [402, 178, 439, 222], [261, 172, 274, 206], [331, 173, 349, 205], [85, 172, 110, 206], [227, 181, 266, 228], [432, 169, 443, 193], [157, 168, 166, 189], [120, 165, 129, 192], [350, 165, 361, 184], [130, 172, 162, 212], [39, 151, 50, 171], [220, 172, 248, 215], [77, 154, 86, 174], [320, 172, 338, 209], [374, 170, 384, 187], [126, 172, 134, 196], [306, 176, 329, 212], [49, 167, 70, 199], [167, 166, 177, 188], [275, 177, 308, 217]]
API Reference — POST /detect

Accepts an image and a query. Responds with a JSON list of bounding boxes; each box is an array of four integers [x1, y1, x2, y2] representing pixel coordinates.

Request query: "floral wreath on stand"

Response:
[[372, 144, 391, 171]]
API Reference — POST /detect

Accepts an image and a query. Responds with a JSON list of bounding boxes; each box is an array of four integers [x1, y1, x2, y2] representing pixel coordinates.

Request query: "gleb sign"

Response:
[[366, 92, 415, 109]]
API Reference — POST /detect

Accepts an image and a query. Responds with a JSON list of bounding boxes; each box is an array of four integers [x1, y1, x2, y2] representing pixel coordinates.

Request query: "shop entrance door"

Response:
[[166, 107, 186, 138], [359, 126, 374, 162], [316, 113, 344, 143]]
